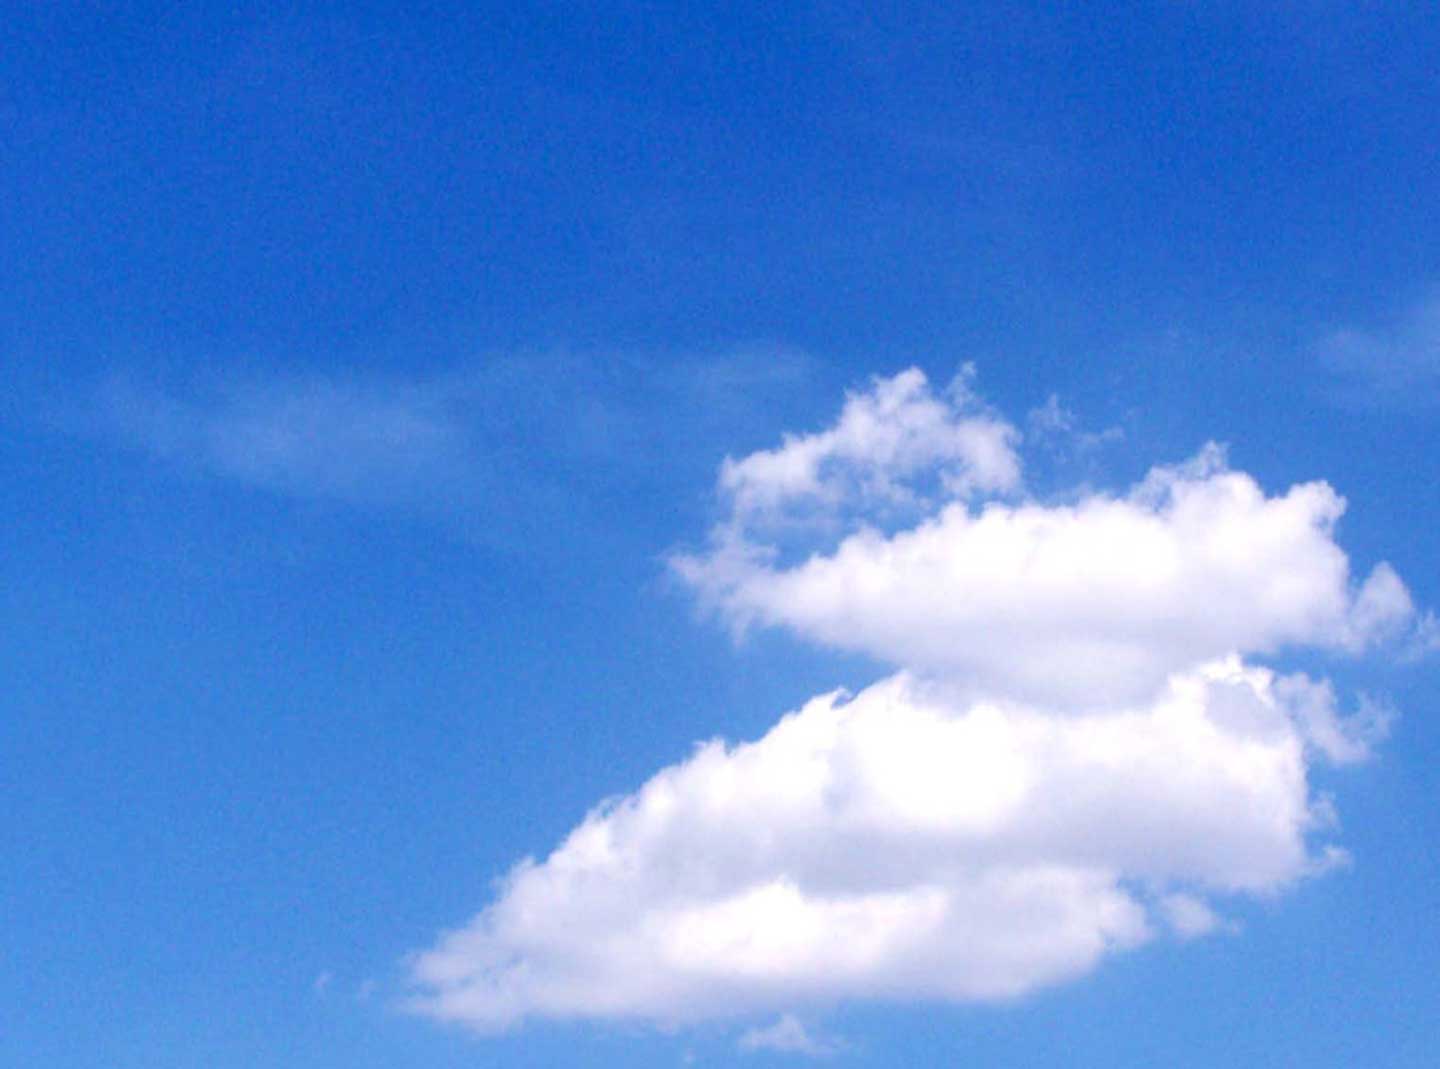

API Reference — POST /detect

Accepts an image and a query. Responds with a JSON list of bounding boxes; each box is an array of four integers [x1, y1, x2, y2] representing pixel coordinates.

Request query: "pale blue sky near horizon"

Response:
[[4, 4, 1440, 1066]]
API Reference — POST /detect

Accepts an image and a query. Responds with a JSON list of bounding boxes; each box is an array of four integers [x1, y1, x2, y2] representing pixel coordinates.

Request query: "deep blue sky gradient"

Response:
[[3, 4, 1439, 1066]]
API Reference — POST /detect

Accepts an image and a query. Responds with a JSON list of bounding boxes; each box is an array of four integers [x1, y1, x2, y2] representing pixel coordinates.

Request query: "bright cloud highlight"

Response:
[[718, 366, 1020, 524], [405, 369, 1416, 1037], [681, 440, 1411, 709]]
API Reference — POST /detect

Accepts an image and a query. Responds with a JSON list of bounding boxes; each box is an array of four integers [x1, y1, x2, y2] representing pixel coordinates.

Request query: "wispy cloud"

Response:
[[404, 369, 1420, 1038], [68, 349, 817, 544], [1158, 894, 1232, 941], [1319, 289, 1440, 407], [739, 1015, 844, 1057], [1026, 393, 1124, 452], [96, 373, 471, 506]]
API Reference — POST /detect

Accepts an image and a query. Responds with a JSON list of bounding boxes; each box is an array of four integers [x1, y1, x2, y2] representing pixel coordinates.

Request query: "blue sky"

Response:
[[4, 3, 1440, 1066]]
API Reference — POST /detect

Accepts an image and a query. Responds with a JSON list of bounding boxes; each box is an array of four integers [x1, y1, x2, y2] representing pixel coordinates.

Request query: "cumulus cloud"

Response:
[[405, 368, 1416, 1038], [407, 663, 1378, 1030], [718, 366, 1020, 528], [680, 437, 1412, 709]]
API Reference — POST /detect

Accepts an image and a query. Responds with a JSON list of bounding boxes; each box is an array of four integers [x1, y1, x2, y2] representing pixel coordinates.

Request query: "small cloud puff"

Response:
[[718, 366, 1020, 528], [1158, 894, 1231, 941], [1026, 393, 1124, 451], [739, 1015, 844, 1057]]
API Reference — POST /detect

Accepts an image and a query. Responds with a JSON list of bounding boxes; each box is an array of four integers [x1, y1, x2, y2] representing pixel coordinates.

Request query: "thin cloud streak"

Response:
[[64, 349, 819, 545], [1319, 289, 1440, 408]]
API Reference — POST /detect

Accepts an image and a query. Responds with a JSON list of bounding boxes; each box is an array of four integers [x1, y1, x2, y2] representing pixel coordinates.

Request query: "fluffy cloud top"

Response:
[[405, 369, 1416, 1038], [717, 366, 1020, 526], [681, 440, 1412, 708]]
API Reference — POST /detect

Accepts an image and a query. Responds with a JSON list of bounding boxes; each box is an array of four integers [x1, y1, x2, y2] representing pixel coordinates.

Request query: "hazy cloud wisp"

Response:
[[1320, 290, 1440, 406]]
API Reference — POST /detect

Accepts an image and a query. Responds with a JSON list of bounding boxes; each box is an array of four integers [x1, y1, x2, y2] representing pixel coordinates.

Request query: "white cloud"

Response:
[[407, 662, 1378, 1031], [739, 1014, 842, 1057], [1158, 893, 1228, 941], [718, 366, 1020, 527], [1404, 611, 1440, 661], [680, 437, 1414, 709], [405, 368, 1418, 1038], [1275, 676, 1394, 766]]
